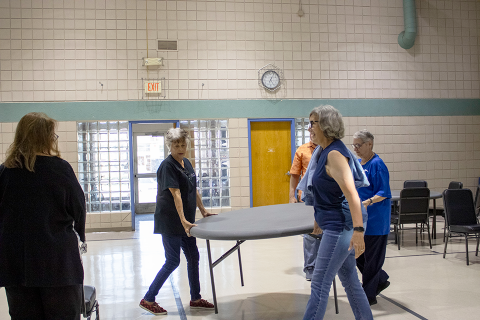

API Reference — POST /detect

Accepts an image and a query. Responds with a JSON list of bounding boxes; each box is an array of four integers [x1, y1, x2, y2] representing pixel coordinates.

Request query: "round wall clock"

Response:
[[258, 64, 284, 93], [261, 70, 280, 90]]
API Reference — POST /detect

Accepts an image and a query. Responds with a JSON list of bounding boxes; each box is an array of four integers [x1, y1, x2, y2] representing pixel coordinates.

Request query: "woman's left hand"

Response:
[[349, 231, 365, 259], [201, 210, 217, 218]]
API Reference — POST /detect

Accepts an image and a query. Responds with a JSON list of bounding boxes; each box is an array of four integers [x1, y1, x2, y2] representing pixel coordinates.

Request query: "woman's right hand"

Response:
[[349, 231, 365, 259], [312, 220, 323, 235], [182, 220, 197, 237]]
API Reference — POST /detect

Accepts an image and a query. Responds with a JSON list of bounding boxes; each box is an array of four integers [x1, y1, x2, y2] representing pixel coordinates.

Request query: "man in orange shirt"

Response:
[[289, 135, 319, 280]]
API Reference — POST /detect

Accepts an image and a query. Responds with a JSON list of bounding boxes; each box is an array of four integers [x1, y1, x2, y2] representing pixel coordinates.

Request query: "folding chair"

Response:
[[392, 187, 432, 250], [83, 285, 100, 320], [443, 189, 480, 265]]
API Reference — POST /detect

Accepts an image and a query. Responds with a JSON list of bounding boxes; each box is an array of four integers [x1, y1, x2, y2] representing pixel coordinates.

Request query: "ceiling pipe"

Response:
[[398, 0, 417, 49]]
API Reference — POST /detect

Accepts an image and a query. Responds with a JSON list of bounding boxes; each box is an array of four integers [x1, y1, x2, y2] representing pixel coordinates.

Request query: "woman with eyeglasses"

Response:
[[303, 106, 373, 320], [0, 112, 86, 320], [139, 128, 216, 315], [352, 130, 391, 306]]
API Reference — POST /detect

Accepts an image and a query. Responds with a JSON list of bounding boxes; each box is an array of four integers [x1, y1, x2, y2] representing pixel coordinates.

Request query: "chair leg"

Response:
[[426, 220, 432, 249], [415, 223, 418, 244], [397, 225, 400, 250], [443, 231, 449, 259], [476, 235, 479, 257], [443, 219, 446, 243], [394, 225, 398, 244], [465, 234, 469, 266]]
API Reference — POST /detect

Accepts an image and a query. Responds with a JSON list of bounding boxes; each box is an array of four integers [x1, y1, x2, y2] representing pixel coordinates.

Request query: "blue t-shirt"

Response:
[[357, 154, 391, 235], [312, 139, 366, 232]]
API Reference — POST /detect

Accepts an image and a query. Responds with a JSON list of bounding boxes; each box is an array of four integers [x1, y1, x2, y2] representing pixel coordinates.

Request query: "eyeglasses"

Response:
[[54, 134, 59, 141], [351, 142, 365, 149], [309, 120, 319, 127]]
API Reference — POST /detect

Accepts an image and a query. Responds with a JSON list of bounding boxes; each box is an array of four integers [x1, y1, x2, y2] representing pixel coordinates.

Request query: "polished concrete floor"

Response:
[[2, 215, 480, 320]]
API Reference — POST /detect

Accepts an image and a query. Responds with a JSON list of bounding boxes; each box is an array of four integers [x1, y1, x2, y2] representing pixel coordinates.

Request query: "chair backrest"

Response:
[[404, 180, 428, 188], [448, 181, 463, 189], [398, 187, 430, 223], [474, 185, 480, 217], [443, 189, 477, 226]]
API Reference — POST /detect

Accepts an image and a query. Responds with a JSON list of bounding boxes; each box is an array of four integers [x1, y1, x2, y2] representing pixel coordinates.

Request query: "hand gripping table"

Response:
[[190, 203, 339, 314]]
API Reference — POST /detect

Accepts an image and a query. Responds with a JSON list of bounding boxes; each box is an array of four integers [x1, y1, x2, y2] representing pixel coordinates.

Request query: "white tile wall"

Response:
[[0, 0, 478, 101], [1, 0, 479, 230]]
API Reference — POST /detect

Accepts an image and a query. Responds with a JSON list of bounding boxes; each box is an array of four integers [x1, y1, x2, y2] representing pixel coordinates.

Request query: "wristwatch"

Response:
[[368, 198, 373, 206], [353, 226, 365, 232]]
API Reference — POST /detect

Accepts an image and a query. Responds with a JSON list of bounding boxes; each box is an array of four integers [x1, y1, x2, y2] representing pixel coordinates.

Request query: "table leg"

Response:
[[333, 278, 339, 314], [206, 240, 218, 314], [205, 240, 246, 314], [237, 240, 244, 287]]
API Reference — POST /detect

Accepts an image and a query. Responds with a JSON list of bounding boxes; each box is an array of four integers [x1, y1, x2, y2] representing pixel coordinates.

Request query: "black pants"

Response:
[[356, 234, 389, 299], [5, 284, 83, 320]]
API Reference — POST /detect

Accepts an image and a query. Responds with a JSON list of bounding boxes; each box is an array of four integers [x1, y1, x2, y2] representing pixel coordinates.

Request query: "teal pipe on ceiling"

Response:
[[398, 0, 417, 49]]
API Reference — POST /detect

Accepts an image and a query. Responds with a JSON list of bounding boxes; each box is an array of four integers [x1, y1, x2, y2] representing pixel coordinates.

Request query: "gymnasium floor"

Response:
[[1, 216, 480, 320]]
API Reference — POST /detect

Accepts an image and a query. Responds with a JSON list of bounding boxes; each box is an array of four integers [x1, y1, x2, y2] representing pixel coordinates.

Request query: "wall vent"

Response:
[[157, 40, 177, 51]]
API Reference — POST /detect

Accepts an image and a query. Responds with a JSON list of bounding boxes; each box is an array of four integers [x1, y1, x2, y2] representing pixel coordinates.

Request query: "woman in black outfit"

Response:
[[0, 112, 86, 320], [139, 128, 215, 315]]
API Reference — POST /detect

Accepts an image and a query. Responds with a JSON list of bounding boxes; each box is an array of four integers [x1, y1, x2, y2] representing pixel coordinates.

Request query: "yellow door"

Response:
[[250, 121, 292, 207]]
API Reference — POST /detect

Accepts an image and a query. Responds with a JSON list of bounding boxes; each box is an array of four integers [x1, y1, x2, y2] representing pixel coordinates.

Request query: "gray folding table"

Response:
[[190, 202, 339, 314]]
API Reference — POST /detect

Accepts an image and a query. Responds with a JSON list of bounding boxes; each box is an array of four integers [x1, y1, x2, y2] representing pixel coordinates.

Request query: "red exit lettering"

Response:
[[145, 82, 161, 93]]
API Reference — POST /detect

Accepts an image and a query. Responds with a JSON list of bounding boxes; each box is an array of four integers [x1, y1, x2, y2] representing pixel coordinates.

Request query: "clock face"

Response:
[[261, 70, 280, 90]]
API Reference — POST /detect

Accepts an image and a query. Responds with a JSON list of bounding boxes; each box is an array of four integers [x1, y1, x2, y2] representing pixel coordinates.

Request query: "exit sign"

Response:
[[145, 82, 161, 93]]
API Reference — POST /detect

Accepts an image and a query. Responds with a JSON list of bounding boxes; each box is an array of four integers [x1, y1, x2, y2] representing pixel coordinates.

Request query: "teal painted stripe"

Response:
[[0, 99, 479, 122]]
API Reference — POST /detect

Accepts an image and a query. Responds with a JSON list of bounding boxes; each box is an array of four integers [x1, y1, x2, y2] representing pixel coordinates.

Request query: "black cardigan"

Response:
[[0, 156, 86, 287]]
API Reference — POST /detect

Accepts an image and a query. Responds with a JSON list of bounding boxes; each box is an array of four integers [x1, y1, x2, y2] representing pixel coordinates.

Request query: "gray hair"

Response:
[[309, 105, 345, 140], [353, 129, 375, 146], [165, 128, 190, 150]]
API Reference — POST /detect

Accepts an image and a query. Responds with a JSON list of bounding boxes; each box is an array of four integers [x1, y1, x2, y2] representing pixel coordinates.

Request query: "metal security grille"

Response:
[[77, 121, 130, 213], [295, 118, 310, 149], [180, 120, 230, 208]]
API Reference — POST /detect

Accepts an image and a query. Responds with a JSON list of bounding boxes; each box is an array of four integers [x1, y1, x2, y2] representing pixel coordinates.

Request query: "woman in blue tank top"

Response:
[[303, 106, 373, 320]]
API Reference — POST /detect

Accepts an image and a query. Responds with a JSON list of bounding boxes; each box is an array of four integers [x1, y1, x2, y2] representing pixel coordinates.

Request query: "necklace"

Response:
[[362, 152, 375, 165]]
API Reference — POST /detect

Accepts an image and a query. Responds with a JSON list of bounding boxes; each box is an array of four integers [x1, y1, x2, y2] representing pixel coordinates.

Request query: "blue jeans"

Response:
[[303, 227, 373, 320], [303, 234, 321, 273], [144, 234, 201, 302]]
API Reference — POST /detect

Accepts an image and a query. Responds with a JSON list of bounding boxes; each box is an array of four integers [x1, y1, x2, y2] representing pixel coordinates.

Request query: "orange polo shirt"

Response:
[[290, 141, 317, 177]]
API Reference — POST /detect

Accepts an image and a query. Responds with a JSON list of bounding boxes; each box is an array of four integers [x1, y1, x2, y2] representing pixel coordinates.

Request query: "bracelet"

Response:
[[368, 198, 373, 206]]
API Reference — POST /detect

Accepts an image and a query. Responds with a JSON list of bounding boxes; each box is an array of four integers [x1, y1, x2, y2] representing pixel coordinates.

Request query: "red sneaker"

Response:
[[139, 299, 167, 315], [190, 298, 215, 309]]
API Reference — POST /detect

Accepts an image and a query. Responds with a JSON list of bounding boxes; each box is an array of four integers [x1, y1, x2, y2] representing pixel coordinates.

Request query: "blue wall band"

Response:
[[0, 99, 479, 122]]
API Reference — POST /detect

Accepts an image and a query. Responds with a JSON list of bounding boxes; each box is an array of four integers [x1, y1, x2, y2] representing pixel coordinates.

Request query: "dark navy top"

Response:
[[357, 154, 391, 235], [312, 139, 357, 232], [154, 155, 197, 236]]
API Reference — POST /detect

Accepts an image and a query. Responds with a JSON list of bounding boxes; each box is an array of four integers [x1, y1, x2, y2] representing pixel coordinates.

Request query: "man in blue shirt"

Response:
[[352, 130, 392, 306]]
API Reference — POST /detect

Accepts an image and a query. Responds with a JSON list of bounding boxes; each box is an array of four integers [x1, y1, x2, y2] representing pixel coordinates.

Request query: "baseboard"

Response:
[[86, 227, 132, 233]]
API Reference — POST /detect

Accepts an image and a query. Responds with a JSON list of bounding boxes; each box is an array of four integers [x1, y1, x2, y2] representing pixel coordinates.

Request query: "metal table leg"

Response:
[[205, 239, 246, 314], [333, 278, 339, 314], [237, 241, 244, 287], [206, 240, 218, 314]]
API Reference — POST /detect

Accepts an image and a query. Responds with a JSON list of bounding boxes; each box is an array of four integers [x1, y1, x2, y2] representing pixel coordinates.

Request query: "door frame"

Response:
[[129, 120, 180, 230], [248, 118, 296, 208]]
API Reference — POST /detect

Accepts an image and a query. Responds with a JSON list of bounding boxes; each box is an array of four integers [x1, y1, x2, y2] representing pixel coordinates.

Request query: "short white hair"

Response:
[[165, 128, 190, 150], [309, 105, 345, 140], [353, 129, 375, 147]]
